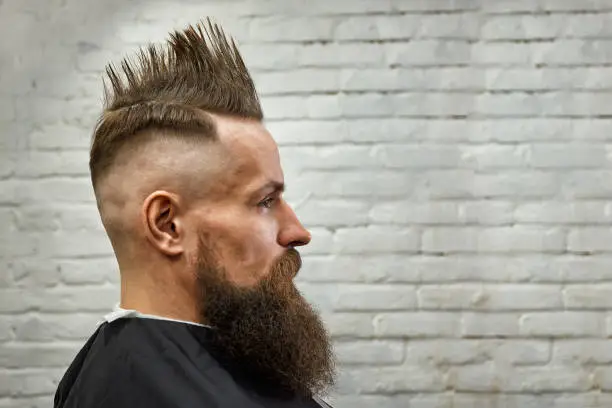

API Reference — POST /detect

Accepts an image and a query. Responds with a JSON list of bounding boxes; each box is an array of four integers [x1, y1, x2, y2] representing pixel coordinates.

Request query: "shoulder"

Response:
[[56, 319, 214, 408]]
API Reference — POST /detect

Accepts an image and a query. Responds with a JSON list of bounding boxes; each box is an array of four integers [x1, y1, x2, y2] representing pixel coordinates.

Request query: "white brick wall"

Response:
[[4, 0, 612, 407]]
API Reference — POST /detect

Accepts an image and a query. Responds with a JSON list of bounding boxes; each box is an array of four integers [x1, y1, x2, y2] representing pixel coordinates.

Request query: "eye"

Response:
[[258, 196, 275, 209]]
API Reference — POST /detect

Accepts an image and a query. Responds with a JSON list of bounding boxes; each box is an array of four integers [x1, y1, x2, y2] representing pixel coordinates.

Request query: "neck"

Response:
[[119, 267, 202, 324]]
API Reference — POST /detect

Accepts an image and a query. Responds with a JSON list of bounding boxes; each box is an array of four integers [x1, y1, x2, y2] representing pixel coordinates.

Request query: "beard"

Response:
[[195, 239, 335, 398]]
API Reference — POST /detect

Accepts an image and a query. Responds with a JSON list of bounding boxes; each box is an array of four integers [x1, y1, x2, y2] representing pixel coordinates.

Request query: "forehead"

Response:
[[212, 115, 283, 195]]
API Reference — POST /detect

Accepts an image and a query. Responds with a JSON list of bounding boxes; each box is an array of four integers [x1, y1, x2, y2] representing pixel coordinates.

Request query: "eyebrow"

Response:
[[250, 180, 285, 199]]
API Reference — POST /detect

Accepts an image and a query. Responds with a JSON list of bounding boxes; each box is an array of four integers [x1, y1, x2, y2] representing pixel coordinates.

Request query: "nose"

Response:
[[277, 201, 311, 248]]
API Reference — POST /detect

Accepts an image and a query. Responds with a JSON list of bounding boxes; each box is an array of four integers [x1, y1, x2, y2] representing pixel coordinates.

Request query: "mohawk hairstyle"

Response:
[[89, 18, 263, 191]]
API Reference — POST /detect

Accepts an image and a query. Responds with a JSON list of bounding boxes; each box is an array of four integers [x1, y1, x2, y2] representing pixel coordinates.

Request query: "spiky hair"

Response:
[[89, 18, 262, 190]]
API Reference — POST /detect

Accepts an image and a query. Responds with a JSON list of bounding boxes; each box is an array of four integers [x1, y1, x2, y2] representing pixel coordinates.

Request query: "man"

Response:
[[54, 18, 335, 408]]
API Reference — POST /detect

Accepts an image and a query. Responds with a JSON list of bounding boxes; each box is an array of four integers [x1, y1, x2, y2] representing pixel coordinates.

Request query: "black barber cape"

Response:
[[54, 317, 332, 408]]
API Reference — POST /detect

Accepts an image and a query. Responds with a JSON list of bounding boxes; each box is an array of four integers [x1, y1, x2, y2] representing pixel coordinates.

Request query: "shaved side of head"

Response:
[[96, 129, 231, 261], [89, 18, 263, 262]]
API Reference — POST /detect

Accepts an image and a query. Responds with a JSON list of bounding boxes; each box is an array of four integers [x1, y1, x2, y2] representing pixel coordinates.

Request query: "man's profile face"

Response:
[[187, 114, 312, 288], [182, 114, 334, 396]]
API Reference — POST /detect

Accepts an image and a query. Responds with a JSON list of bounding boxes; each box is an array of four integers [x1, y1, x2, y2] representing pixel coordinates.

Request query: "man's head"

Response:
[[90, 19, 334, 395]]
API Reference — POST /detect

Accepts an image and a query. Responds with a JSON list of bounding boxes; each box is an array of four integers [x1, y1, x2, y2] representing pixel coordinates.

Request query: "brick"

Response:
[[280, 146, 377, 170], [15, 96, 100, 127], [374, 312, 460, 338], [520, 312, 604, 337], [419, 284, 562, 311], [261, 96, 307, 120], [506, 367, 592, 392], [292, 282, 336, 309], [337, 366, 444, 394], [15, 151, 89, 178], [9, 259, 61, 288], [596, 367, 612, 391], [298, 255, 396, 283], [534, 40, 612, 65], [333, 226, 419, 254], [563, 171, 612, 198], [0, 152, 16, 179], [450, 363, 502, 392], [407, 256, 532, 283], [477, 227, 565, 253], [423, 171, 559, 199], [334, 284, 416, 311], [462, 313, 520, 337], [564, 285, 612, 309], [370, 201, 462, 225], [553, 340, 612, 365], [338, 93, 394, 118], [481, 15, 565, 40], [491, 340, 551, 365], [58, 257, 118, 285], [0, 369, 64, 397], [470, 119, 573, 142], [450, 395, 501, 408], [295, 171, 415, 198], [0, 97, 16, 122], [34, 71, 100, 100], [0, 317, 13, 342], [334, 15, 479, 41], [484, 0, 612, 12], [392, 0, 479, 11], [423, 227, 564, 253], [248, 17, 334, 42], [568, 228, 612, 252], [14, 313, 101, 341], [328, 395, 413, 408], [405, 340, 490, 366], [340, 68, 482, 92], [299, 227, 333, 256], [14, 179, 95, 204], [14, 206, 61, 231], [321, 313, 375, 338], [346, 119, 426, 143], [472, 43, 533, 65], [300, 43, 386, 68], [386, 41, 471, 66], [241, 0, 394, 16], [295, 199, 370, 227], [371, 144, 461, 169], [461, 201, 514, 225], [453, 365, 591, 393], [0, 343, 80, 369], [239, 44, 299, 70], [267, 121, 349, 145], [532, 255, 612, 282], [36, 230, 112, 257], [334, 340, 404, 365], [27, 124, 90, 150], [393, 93, 473, 117], [0, 232, 40, 257], [487, 68, 612, 91], [76, 47, 123, 72], [422, 228, 478, 253], [254, 70, 339, 95], [459, 145, 528, 169], [0, 287, 118, 313], [305, 95, 342, 119], [0, 396, 51, 408], [516, 202, 611, 224]]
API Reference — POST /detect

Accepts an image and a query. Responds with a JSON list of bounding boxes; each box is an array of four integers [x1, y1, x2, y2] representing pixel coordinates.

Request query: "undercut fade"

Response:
[[89, 17, 263, 191]]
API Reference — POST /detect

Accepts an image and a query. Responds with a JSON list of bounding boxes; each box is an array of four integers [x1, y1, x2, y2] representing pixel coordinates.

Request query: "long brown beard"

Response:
[[195, 242, 335, 397]]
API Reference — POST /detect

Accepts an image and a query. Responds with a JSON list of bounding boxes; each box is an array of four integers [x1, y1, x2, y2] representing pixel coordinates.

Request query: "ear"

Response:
[[142, 191, 185, 257]]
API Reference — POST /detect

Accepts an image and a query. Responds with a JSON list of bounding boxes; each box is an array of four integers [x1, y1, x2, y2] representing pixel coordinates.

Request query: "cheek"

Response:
[[217, 218, 280, 284]]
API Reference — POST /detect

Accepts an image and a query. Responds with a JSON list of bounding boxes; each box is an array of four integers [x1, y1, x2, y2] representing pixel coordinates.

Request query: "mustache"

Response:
[[273, 247, 302, 278]]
